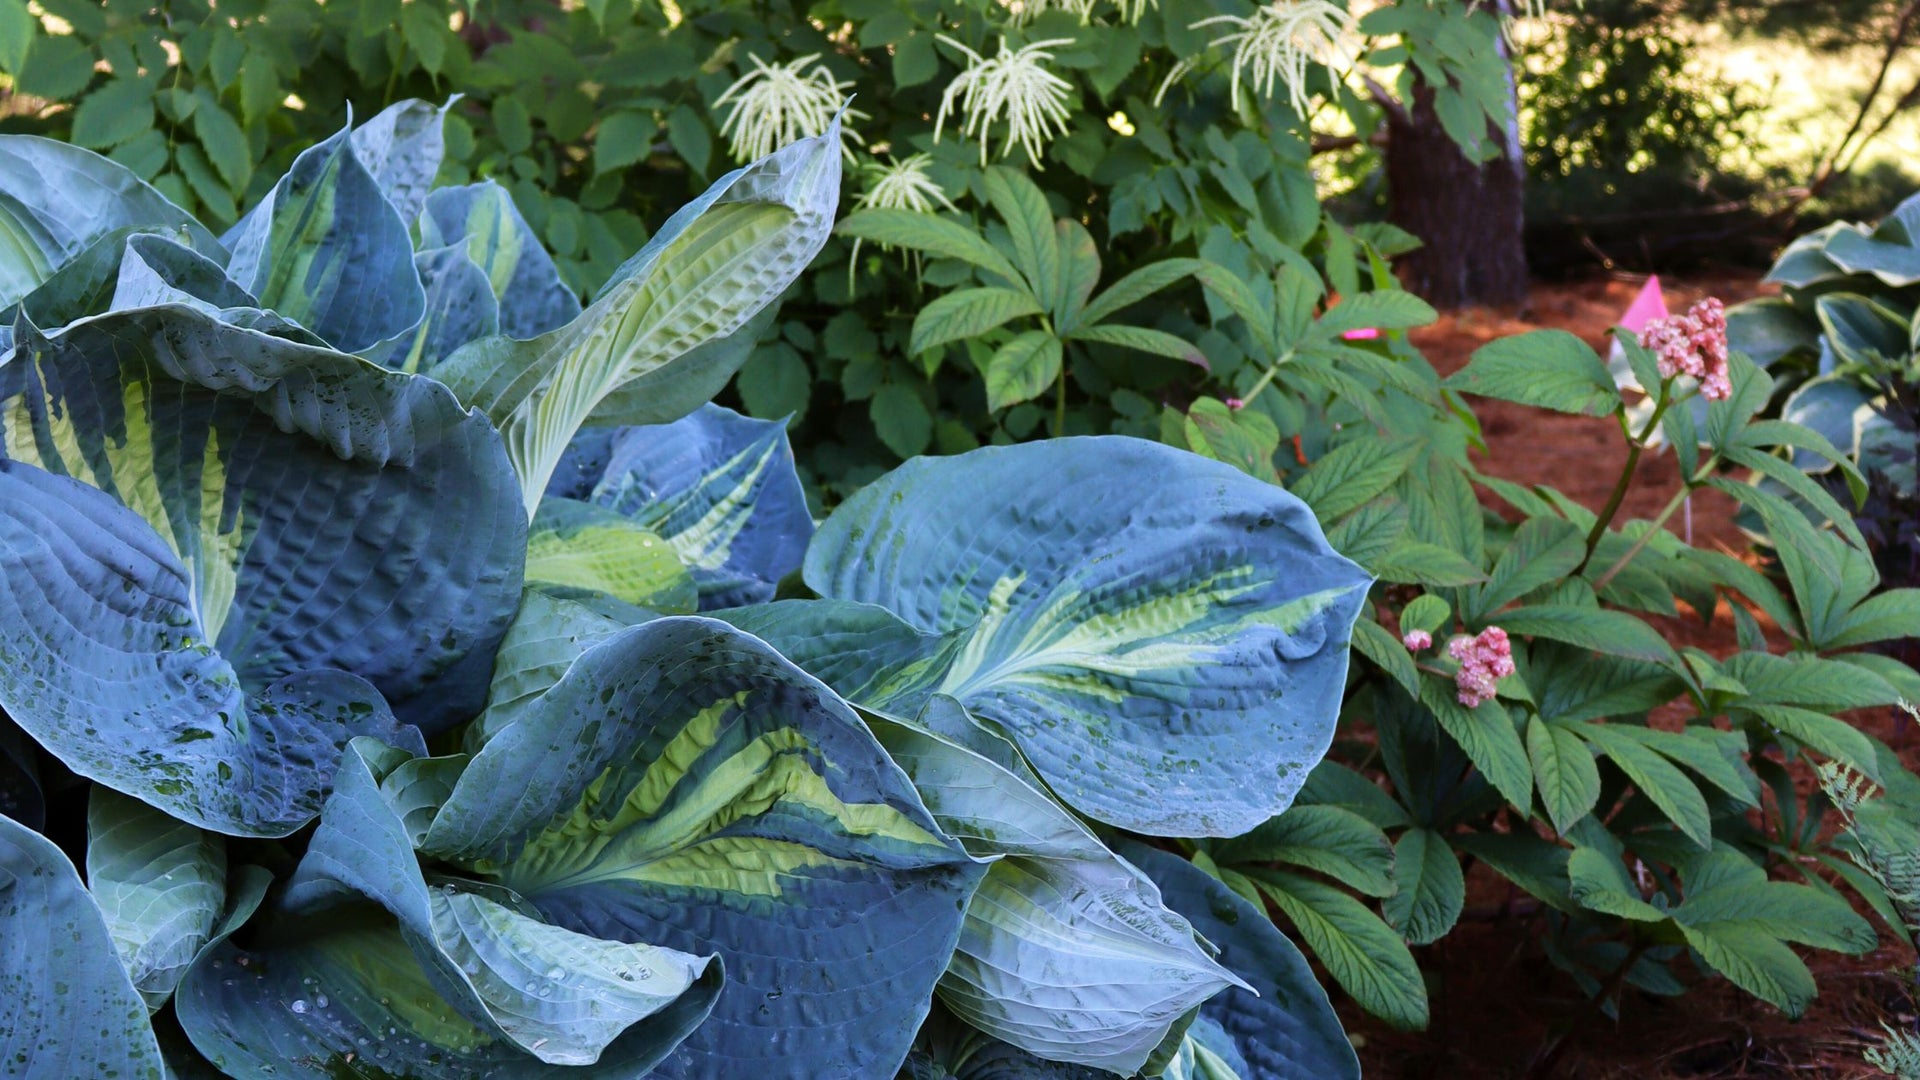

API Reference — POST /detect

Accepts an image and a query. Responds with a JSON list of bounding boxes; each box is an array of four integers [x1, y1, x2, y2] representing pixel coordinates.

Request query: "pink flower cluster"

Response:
[[1402, 629, 1432, 652], [1448, 626, 1514, 708], [1638, 297, 1730, 401]]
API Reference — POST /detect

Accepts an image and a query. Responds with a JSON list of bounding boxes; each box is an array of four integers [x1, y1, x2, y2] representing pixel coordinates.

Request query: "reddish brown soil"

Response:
[[1340, 272, 1920, 1080]]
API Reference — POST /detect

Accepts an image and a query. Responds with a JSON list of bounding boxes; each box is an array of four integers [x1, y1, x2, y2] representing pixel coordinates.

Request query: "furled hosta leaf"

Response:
[[873, 696, 1243, 1075], [548, 404, 813, 609], [418, 181, 582, 342], [436, 121, 841, 516], [109, 233, 258, 315], [348, 98, 451, 228], [802, 436, 1371, 838], [0, 134, 219, 312], [0, 306, 526, 834], [221, 118, 426, 353], [86, 788, 226, 1011], [418, 616, 985, 1079], [1121, 843, 1363, 1079], [526, 497, 697, 612], [257, 738, 722, 1069], [0, 812, 168, 1078], [364, 245, 503, 372]]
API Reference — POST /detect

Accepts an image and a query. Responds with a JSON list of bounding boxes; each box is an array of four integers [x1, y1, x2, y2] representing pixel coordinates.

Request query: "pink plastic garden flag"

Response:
[[1608, 275, 1668, 368]]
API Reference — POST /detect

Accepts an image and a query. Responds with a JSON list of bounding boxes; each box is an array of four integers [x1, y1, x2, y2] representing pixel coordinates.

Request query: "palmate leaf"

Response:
[[549, 404, 813, 609], [874, 695, 1244, 1075], [177, 739, 721, 1077], [796, 436, 1372, 838], [0, 306, 526, 835], [0, 812, 168, 1078], [221, 114, 426, 353], [436, 120, 841, 517], [417, 616, 985, 1079]]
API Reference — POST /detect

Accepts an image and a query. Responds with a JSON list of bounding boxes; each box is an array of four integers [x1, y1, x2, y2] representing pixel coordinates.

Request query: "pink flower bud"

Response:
[[1225, 397, 1245, 410], [1402, 629, 1432, 652]]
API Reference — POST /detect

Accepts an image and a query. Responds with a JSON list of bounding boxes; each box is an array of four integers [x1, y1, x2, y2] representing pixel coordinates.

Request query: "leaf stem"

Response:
[[1053, 360, 1067, 435], [1577, 383, 1677, 572], [1238, 349, 1294, 411], [1589, 456, 1717, 593]]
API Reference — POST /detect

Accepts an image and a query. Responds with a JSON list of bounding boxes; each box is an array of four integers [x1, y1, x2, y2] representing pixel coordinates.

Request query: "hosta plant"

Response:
[[0, 103, 1373, 1079]]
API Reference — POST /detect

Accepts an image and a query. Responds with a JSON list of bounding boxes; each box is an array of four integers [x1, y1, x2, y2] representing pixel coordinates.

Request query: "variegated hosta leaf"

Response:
[[1159, 1017, 1258, 1080], [86, 789, 226, 1011], [874, 695, 1246, 1075], [0, 812, 168, 1078], [548, 404, 814, 609], [363, 245, 502, 372], [463, 589, 642, 752], [110, 234, 258, 316], [799, 436, 1373, 837], [417, 616, 986, 1080], [221, 115, 425, 353], [0, 134, 219, 314], [0, 306, 526, 835], [527, 497, 697, 612], [1119, 843, 1361, 1080], [434, 121, 842, 517], [175, 738, 721, 1076], [348, 98, 452, 229], [418, 181, 582, 342]]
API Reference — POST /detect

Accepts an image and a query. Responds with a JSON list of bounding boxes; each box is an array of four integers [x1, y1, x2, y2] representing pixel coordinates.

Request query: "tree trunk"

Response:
[[1385, 67, 1530, 309]]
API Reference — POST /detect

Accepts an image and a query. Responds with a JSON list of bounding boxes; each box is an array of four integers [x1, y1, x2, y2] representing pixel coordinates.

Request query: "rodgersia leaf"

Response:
[[875, 695, 1245, 1075], [546, 404, 814, 609], [418, 616, 985, 1080], [797, 436, 1372, 838], [436, 120, 842, 516], [176, 739, 721, 1077], [0, 812, 168, 1078], [0, 305, 526, 835], [222, 113, 426, 353]]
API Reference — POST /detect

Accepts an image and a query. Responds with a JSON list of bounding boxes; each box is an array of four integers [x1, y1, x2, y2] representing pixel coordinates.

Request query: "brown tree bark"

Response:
[[1384, 76, 1530, 310]]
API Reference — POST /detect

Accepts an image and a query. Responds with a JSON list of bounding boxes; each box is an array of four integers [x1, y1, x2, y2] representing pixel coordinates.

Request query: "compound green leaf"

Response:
[[1446, 330, 1620, 417], [805, 437, 1372, 838], [1244, 867, 1427, 1032], [0, 306, 526, 834]]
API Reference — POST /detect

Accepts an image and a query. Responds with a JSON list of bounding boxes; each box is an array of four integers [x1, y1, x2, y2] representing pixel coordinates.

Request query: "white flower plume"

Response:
[[715, 53, 866, 163], [1155, 0, 1361, 117], [856, 153, 958, 214], [934, 35, 1077, 168]]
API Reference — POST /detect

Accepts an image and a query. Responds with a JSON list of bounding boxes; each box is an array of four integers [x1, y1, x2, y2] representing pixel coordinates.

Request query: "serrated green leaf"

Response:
[[1250, 870, 1429, 1031], [1447, 330, 1621, 417], [1383, 829, 1464, 946], [1214, 804, 1395, 898], [985, 330, 1063, 411], [910, 286, 1042, 354], [872, 382, 933, 458], [1528, 717, 1601, 835], [1576, 723, 1712, 848]]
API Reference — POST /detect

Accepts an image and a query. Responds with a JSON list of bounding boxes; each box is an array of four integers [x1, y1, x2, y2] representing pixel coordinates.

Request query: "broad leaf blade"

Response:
[[418, 180, 582, 342], [805, 437, 1373, 838], [86, 789, 226, 1011]]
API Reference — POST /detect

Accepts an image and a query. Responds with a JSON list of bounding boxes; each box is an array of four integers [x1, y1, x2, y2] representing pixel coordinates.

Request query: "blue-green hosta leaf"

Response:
[[179, 902, 718, 1079], [527, 497, 697, 612], [109, 234, 257, 315], [0, 134, 218, 312], [419, 616, 985, 1079], [435, 122, 841, 516], [221, 119, 426, 353], [874, 696, 1244, 1075], [463, 589, 643, 752], [419, 181, 582, 341], [363, 245, 503, 372], [1121, 842, 1362, 1080], [0, 812, 168, 1078], [247, 737, 721, 1070], [803, 436, 1373, 837], [554, 404, 813, 609], [348, 98, 452, 228], [86, 788, 226, 1011], [715, 597, 957, 708], [0, 306, 526, 834]]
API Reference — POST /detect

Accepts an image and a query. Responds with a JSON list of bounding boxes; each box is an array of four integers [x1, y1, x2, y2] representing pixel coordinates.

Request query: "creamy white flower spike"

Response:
[[1155, 0, 1360, 117], [715, 53, 866, 163], [855, 153, 958, 214], [934, 36, 1077, 168]]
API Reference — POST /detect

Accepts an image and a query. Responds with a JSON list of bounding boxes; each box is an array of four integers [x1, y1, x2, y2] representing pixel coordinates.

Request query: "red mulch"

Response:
[[1339, 271, 1920, 1079]]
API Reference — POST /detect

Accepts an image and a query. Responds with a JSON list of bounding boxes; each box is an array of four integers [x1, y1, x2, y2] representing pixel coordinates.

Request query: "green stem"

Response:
[[1576, 384, 1678, 572], [1053, 362, 1067, 436], [1238, 350, 1293, 410], [1589, 458, 1715, 593]]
